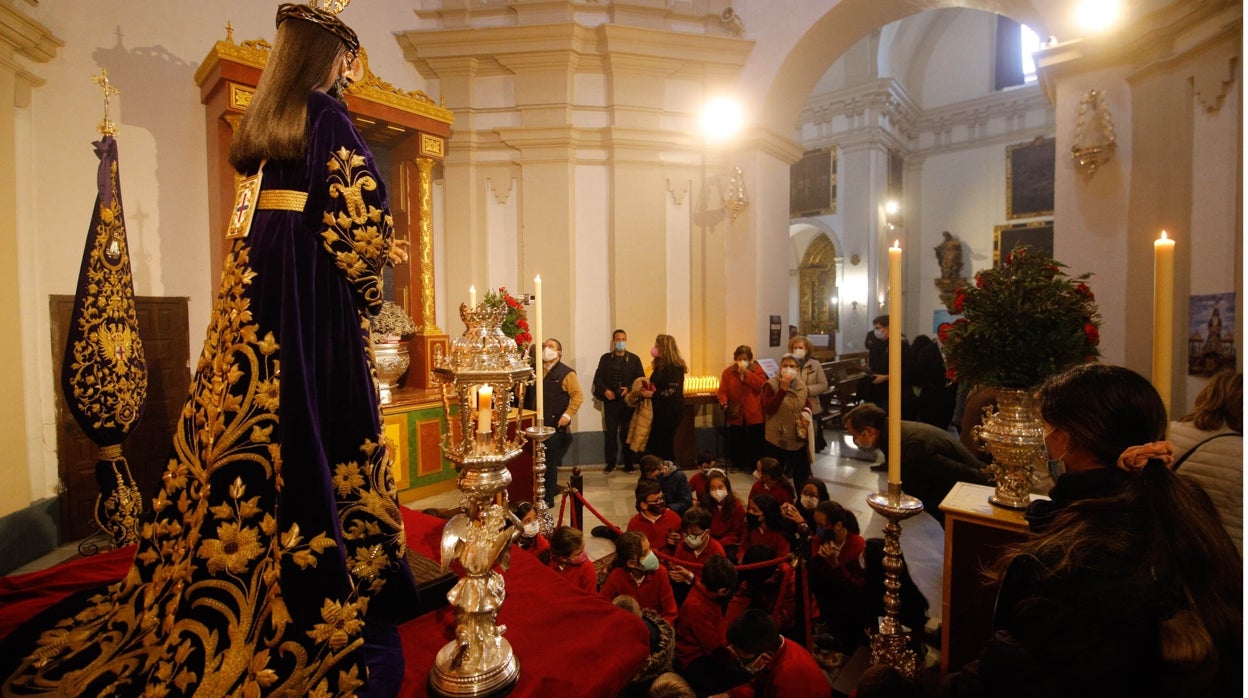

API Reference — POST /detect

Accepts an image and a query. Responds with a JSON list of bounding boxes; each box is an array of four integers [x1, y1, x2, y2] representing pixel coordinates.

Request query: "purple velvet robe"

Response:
[[3, 92, 416, 697]]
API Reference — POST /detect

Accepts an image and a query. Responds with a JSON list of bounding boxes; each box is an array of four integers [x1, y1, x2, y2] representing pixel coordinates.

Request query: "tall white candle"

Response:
[[888, 241, 902, 486], [1153, 231, 1175, 414], [534, 275, 543, 425], [477, 385, 493, 434], [469, 285, 476, 309]]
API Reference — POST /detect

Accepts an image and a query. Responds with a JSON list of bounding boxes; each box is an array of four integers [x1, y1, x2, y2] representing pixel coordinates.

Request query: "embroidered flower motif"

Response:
[[308, 599, 365, 651], [333, 462, 366, 496], [197, 521, 264, 574]]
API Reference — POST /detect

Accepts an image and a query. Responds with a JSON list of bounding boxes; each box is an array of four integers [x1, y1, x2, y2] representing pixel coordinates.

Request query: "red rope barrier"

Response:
[[567, 488, 625, 536], [562, 490, 790, 572]]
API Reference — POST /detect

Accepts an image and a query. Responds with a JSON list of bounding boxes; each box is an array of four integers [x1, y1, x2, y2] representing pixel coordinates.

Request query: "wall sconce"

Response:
[[720, 7, 745, 36], [723, 166, 749, 221], [1071, 89, 1116, 178]]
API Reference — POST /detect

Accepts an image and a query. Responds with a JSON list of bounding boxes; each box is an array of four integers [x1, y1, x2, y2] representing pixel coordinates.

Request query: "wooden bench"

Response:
[[816, 355, 869, 431]]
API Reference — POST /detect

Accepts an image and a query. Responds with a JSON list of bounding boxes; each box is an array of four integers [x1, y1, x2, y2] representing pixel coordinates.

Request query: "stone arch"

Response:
[[755, 0, 1054, 135]]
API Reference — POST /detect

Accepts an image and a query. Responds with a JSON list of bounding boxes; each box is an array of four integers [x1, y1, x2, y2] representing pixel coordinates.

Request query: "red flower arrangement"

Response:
[[941, 247, 1102, 389], [482, 286, 532, 353]]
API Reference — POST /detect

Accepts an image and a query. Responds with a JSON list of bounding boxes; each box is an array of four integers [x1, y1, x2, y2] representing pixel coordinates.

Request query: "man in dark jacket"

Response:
[[843, 403, 989, 525], [592, 329, 645, 473]]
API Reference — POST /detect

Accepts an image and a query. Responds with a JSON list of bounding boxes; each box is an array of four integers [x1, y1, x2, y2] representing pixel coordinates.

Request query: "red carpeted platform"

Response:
[[0, 509, 650, 697]]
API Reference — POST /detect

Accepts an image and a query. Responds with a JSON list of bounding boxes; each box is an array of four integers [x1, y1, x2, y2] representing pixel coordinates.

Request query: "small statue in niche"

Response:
[[934, 230, 963, 281], [933, 231, 968, 312]]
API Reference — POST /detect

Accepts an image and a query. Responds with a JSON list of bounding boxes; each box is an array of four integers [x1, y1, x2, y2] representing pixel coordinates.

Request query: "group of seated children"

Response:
[[508, 450, 873, 696]]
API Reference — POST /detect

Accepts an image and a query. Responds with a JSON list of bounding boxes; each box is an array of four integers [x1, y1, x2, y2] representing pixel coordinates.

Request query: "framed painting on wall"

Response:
[[1006, 137, 1055, 219], [1187, 292, 1238, 376], [994, 220, 1054, 266], [790, 147, 837, 217]]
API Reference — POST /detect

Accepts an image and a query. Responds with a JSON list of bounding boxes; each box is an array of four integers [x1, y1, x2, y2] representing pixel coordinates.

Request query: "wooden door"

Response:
[[51, 295, 190, 542]]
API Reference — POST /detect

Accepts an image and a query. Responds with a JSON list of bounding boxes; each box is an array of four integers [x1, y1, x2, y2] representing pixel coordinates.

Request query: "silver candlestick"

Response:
[[865, 482, 925, 680], [523, 424, 557, 536]]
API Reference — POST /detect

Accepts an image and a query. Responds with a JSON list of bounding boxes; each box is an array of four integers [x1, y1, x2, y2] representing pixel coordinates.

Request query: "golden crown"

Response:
[[309, 0, 351, 13], [276, 2, 359, 54]]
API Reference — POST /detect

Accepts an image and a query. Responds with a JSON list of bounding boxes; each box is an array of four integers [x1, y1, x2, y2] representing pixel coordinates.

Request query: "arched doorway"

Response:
[[798, 233, 839, 343]]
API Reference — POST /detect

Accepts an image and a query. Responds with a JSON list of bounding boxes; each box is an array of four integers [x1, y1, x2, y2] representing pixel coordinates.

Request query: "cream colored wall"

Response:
[[1040, 0, 1242, 415]]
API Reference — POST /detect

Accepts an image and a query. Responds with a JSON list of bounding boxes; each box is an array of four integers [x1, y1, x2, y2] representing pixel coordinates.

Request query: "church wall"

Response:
[[573, 162, 611, 441], [1051, 67, 1133, 371], [1184, 56, 1241, 416], [915, 9, 998, 109]]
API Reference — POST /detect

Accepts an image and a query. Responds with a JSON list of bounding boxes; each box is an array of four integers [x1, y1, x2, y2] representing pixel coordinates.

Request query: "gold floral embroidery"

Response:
[[320, 146, 393, 313], [3, 240, 370, 698], [63, 157, 148, 434]]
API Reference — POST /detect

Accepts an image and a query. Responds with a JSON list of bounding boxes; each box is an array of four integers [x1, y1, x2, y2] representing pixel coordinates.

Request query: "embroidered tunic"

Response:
[[3, 92, 415, 697]]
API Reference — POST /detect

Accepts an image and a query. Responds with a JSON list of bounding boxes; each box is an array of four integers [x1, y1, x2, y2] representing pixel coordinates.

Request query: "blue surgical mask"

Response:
[[1046, 457, 1065, 481], [640, 550, 660, 572], [614, 341, 627, 352]]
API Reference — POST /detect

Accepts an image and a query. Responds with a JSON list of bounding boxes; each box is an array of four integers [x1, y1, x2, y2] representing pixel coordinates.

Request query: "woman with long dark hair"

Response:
[[641, 334, 687, 460], [948, 364, 1242, 697]]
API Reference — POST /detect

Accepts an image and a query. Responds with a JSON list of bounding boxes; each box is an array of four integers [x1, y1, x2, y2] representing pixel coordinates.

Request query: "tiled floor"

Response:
[[8, 428, 946, 631]]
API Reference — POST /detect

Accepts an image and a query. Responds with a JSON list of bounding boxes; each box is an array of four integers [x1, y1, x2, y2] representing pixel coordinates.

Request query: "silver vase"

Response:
[[972, 387, 1044, 509], [374, 341, 411, 402]]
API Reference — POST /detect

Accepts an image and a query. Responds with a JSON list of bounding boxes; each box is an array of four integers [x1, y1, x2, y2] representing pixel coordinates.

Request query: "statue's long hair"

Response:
[[228, 18, 348, 174]]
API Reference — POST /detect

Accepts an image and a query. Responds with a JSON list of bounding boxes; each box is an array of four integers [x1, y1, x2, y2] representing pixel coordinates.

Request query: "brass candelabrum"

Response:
[[429, 302, 534, 697], [865, 482, 925, 680]]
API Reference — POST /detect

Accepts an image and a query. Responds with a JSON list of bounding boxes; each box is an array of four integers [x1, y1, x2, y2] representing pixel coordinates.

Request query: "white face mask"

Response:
[[873, 328, 886, 340], [781, 367, 797, 379], [522, 521, 540, 537], [737, 360, 749, 370], [684, 532, 707, 549], [800, 495, 819, 511], [792, 348, 806, 360], [543, 347, 558, 362]]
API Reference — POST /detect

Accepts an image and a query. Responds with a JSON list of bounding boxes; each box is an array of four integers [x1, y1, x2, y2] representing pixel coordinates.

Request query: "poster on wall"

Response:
[[933, 309, 963, 343], [1187, 292, 1238, 376]]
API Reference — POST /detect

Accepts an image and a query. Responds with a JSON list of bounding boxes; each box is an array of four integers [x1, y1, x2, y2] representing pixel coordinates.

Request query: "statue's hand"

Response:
[[387, 238, 411, 266]]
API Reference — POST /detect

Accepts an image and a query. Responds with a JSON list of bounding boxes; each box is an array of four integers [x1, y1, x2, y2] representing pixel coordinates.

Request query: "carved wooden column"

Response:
[[406, 153, 449, 394]]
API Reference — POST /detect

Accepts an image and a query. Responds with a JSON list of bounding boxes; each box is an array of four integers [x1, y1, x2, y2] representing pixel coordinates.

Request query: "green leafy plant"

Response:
[[481, 287, 532, 353], [941, 246, 1101, 389]]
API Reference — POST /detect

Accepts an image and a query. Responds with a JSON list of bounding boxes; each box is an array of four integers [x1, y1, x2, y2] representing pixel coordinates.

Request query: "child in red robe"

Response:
[[548, 525, 597, 594], [600, 530, 678, 624]]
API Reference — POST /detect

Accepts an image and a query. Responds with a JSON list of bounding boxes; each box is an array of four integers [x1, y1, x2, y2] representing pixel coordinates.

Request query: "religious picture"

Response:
[[789, 147, 837, 216], [1006, 137, 1056, 219], [934, 309, 962, 340], [1187, 292, 1237, 376]]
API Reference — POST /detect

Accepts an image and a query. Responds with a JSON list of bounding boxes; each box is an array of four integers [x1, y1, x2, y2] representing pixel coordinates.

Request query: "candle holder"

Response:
[[429, 302, 534, 697], [523, 424, 557, 536], [865, 482, 925, 680]]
